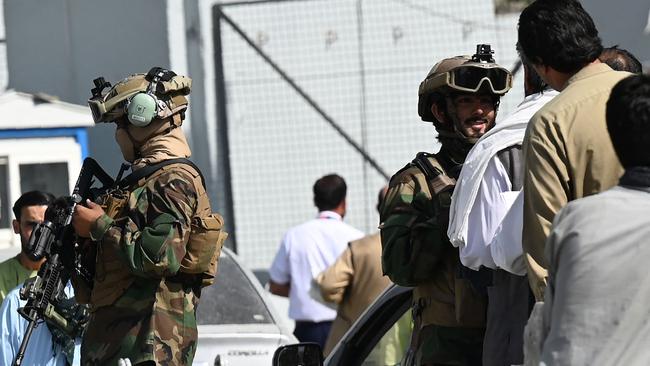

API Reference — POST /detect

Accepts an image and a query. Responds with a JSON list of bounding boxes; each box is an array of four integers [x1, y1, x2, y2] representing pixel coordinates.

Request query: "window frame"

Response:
[[0, 137, 81, 248]]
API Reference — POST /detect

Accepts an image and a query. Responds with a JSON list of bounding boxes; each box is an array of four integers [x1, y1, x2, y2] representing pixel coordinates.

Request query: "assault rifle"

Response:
[[13, 157, 114, 366]]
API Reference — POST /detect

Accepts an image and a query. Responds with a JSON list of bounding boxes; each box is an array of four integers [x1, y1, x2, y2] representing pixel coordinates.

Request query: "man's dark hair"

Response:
[[518, 0, 603, 74], [313, 174, 347, 211], [606, 74, 650, 168], [524, 63, 546, 95], [12, 190, 55, 220], [600, 46, 643, 74]]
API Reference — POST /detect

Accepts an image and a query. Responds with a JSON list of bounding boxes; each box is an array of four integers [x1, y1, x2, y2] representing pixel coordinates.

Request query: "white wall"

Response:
[[584, 0, 650, 69], [5, 0, 172, 177]]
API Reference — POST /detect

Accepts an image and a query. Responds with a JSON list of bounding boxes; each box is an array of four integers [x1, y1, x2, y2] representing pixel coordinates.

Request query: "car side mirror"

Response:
[[272, 342, 323, 366]]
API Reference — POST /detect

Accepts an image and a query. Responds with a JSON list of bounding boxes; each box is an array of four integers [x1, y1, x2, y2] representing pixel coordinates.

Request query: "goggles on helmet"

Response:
[[87, 97, 106, 123], [431, 64, 512, 95], [88, 76, 148, 123]]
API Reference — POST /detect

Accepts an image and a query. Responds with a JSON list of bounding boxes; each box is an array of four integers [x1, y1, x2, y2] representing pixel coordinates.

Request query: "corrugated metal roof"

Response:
[[0, 90, 93, 129]]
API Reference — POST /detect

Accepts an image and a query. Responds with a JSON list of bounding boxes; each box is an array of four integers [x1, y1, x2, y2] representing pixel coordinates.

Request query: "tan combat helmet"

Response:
[[88, 67, 192, 125], [418, 44, 513, 128]]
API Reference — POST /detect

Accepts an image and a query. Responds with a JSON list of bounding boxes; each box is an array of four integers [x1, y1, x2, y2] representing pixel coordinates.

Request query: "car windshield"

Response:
[[196, 252, 274, 325]]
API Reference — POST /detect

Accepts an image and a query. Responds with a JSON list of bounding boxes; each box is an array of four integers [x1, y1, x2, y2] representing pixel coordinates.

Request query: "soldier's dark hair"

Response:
[[432, 95, 450, 129], [606, 74, 650, 168], [313, 174, 347, 211], [600, 46, 643, 74], [12, 191, 55, 220], [518, 0, 603, 74]]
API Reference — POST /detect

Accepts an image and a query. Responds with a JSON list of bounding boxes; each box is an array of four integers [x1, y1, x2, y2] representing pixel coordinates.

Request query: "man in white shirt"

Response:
[[448, 60, 557, 365], [268, 174, 364, 348]]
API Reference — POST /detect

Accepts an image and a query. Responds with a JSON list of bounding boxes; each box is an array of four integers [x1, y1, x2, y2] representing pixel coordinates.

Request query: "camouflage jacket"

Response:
[[79, 166, 201, 365], [379, 148, 486, 328]]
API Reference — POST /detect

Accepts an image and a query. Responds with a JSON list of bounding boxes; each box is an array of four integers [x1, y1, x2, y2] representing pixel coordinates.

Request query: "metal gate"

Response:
[[212, 0, 523, 269]]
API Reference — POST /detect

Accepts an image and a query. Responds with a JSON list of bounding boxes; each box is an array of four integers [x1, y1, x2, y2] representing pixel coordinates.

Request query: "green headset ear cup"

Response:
[[127, 92, 157, 127]]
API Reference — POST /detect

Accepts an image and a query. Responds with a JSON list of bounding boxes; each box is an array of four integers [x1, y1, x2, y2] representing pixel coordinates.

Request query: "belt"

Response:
[[294, 320, 333, 325]]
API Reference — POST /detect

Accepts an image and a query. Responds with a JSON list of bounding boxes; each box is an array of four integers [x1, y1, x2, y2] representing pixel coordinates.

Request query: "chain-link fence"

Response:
[[214, 0, 524, 269]]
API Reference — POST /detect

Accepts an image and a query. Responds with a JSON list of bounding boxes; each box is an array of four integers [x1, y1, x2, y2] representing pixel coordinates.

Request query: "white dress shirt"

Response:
[[490, 192, 527, 275], [269, 211, 364, 322], [463, 157, 520, 270], [448, 90, 558, 271]]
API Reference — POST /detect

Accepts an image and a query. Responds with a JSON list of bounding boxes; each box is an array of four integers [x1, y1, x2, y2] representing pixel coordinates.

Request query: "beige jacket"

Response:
[[522, 63, 629, 300], [317, 233, 391, 355]]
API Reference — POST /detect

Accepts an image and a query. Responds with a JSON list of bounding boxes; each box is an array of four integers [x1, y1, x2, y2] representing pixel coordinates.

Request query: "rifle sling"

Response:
[[117, 158, 206, 189]]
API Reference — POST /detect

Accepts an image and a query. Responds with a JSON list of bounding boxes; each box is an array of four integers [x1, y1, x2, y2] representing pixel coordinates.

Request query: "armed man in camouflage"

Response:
[[72, 67, 226, 365], [379, 45, 512, 365]]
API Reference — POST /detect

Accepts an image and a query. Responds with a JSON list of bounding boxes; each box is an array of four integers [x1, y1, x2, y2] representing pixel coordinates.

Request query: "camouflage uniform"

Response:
[[380, 146, 486, 365], [80, 166, 202, 365]]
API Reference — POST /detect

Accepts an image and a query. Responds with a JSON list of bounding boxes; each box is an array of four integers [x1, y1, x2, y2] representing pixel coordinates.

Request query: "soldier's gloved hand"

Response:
[[73, 199, 106, 238]]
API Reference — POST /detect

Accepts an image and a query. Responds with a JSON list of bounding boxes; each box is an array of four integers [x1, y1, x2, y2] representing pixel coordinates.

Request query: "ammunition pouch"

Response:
[[98, 189, 129, 218], [381, 153, 457, 287], [183, 212, 228, 287], [72, 188, 130, 305]]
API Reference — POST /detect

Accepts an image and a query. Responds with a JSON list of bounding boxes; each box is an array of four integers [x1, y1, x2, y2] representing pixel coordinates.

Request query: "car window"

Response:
[[362, 310, 412, 366], [326, 286, 413, 366], [196, 252, 274, 325]]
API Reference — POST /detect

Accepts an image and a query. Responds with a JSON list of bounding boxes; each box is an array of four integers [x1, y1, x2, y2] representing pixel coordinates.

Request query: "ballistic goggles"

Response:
[[88, 75, 150, 123], [422, 64, 512, 96]]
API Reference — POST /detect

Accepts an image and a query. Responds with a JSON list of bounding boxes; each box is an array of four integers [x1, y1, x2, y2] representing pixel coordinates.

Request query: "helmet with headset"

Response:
[[88, 67, 191, 127]]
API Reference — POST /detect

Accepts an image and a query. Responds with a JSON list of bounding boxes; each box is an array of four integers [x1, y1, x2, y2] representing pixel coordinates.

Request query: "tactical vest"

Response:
[[86, 160, 227, 309], [381, 152, 455, 286], [382, 151, 486, 328]]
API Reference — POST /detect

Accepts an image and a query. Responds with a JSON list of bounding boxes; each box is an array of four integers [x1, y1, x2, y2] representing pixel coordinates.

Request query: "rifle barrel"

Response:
[[12, 310, 38, 366]]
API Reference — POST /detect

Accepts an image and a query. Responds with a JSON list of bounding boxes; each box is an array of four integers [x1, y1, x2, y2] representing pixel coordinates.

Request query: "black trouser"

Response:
[[293, 320, 333, 349], [482, 270, 534, 366]]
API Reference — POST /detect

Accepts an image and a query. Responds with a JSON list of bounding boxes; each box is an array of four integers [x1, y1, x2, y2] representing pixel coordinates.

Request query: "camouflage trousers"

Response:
[[416, 324, 485, 366], [82, 280, 199, 365]]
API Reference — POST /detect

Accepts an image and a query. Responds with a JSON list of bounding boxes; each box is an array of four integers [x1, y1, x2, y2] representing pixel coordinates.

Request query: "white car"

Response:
[[194, 248, 297, 366]]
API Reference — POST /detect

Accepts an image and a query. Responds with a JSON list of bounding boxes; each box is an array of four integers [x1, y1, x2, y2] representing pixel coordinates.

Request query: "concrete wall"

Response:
[[5, 0, 171, 176], [584, 0, 650, 68]]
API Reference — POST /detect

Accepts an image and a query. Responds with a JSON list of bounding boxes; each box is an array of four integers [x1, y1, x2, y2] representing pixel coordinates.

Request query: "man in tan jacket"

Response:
[[517, 0, 630, 301], [316, 187, 392, 356]]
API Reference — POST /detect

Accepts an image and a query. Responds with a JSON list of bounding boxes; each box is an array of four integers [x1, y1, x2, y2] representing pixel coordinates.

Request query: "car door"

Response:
[[325, 285, 413, 366]]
